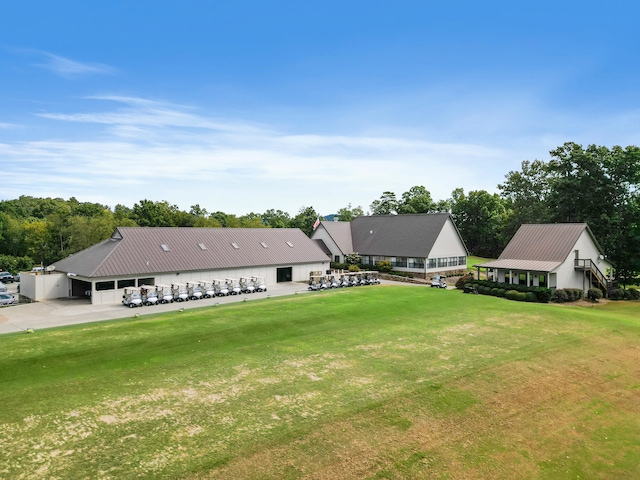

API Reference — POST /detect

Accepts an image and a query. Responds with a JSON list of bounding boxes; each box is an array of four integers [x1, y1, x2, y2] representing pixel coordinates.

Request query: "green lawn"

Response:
[[1, 287, 639, 479]]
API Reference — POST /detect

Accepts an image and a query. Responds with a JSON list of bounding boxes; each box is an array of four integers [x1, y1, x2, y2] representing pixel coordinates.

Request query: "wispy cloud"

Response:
[[11, 48, 118, 78], [3, 95, 505, 213]]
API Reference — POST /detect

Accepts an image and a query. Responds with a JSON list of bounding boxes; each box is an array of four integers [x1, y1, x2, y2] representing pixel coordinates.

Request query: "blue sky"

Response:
[[2, 1, 639, 216]]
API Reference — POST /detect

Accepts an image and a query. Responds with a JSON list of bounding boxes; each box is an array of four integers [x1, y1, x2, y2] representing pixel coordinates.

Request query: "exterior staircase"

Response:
[[574, 259, 612, 296]]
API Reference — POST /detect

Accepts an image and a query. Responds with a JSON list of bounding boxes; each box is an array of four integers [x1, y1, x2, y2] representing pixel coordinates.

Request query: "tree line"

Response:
[[1, 142, 638, 281]]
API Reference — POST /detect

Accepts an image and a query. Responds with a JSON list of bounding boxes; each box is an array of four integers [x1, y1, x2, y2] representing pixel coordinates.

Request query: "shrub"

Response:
[[627, 288, 640, 300], [505, 290, 520, 301], [608, 288, 624, 300], [481, 286, 492, 295], [376, 260, 392, 273], [348, 264, 361, 272], [587, 288, 603, 302], [533, 288, 552, 303], [491, 287, 500, 296], [525, 292, 537, 302], [552, 289, 569, 303], [456, 274, 474, 290], [497, 288, 506, 297], [515, 291, 527, 302]]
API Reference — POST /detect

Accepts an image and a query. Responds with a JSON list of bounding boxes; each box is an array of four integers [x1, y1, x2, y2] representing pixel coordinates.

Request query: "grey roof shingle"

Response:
[[52, 227, 329, 278], [350, 213, 459, 257]]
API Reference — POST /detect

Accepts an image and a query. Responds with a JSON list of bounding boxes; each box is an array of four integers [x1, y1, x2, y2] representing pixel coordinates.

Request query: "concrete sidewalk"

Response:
[[0, 282, 312, 334]]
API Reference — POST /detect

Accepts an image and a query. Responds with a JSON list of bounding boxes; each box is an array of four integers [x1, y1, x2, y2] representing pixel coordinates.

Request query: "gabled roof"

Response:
[[350, 213, 457, 257], [476, 223, 603, 272], [52, 227, 328, 278], [318, 221, 353, 255]]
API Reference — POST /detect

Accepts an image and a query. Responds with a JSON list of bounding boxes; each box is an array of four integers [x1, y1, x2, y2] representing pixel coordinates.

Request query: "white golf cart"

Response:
[[122, 287, 143, 308]]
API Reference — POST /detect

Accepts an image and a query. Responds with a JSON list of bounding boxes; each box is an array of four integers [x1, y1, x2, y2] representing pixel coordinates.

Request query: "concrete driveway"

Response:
[[0, 282, 312, 334]]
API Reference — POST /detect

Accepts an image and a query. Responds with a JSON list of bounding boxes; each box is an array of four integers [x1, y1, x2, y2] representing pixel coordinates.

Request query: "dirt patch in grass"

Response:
[[196, 335, 640, 480]]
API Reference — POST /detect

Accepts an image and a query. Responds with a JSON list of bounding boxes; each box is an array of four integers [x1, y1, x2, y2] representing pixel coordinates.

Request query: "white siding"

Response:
[[429, 219, 467, 258], [554, 230, 611, 291], [88, 262, 327, 305], [311, 226, 342, 261]]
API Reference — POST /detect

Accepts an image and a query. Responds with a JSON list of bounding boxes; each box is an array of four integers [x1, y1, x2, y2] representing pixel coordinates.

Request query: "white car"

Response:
[[0, 293, 16, 306]]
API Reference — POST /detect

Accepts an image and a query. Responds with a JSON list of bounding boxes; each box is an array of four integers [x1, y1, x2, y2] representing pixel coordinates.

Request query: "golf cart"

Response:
[[171, 282, 189, 302], [156, 284, 174, 303], [122, 287, 143, 308], [252, 276, 267, 292], [187, 281, 204, 300], [430, 275, 447, 289], [201, 281, 215, 298], [213, 279, 229, 296], [225, 278, 242, 295], [140, 285, 159, 306], [239, 277, 255, 294]]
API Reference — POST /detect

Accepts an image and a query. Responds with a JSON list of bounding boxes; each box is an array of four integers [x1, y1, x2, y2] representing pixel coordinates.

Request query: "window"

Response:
[[137, 277, 155, 286], [449, 257, 458, 266], [394, 257, 407, 267], [260, 242, 268, 248], [231, 242, 240, 249], [161, 244, 170, 252], [437, 257, 448, 268], [117, 279, 135, 289], [428, 258, 436, 269], [408, 258, 425, 269], [198, 243, 207, 250], [96, 281, 115, 291], [286, 242, 294, 248], [334, 255, 340, 262], [458, 256, 466, 266], [538, 274, 546, 287]]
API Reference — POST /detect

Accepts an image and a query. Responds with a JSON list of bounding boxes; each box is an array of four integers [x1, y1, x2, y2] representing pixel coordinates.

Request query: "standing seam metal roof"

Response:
[[475, 223, 603, 272], [52, 227, 329, 278]]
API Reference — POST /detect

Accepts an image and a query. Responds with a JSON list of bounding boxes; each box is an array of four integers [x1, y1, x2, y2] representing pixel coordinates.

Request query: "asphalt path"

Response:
[[0, 280, 426, 334]]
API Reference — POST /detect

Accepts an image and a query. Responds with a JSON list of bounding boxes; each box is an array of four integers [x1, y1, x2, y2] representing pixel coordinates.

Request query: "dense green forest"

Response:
[[1, 142, 639, 281]]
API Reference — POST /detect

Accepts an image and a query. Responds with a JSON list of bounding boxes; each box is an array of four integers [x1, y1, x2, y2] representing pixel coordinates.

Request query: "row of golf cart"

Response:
[[122, 277, 267, 308], [308, 271, 381, 291]]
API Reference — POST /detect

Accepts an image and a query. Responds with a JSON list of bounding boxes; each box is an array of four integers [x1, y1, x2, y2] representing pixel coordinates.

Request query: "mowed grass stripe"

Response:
[[0, 286, 638, 479]]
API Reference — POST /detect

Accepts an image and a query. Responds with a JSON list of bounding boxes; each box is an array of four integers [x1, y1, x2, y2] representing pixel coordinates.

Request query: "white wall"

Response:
[[20, 272, 68, 301], [310, 226, 342, 261], [88, 261, 327, 305], [555, 230, 611, 291]]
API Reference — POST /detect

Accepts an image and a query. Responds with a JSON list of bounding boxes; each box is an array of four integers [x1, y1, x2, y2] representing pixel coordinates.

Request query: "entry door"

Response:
[[277, 267, 292, 282]]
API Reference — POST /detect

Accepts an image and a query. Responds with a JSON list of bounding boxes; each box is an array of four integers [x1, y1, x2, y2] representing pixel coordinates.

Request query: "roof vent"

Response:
[[231, 242, 240, 249], [286, 241, 294, 248], [260, 242, 268, 249], [161, 244, 170, 252], [198, 243, 207, 250]]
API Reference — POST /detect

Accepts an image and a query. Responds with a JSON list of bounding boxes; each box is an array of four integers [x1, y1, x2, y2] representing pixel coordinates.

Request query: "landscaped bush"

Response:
[[552, 289, 569, 303], [608, 288, 624, 300], [627, 288, 640, 300], [456, 274, 475, 290], [525, 292, 538, 302], [348, 264, 361, 272], [567, 289, 583, 301], [587, 288, 603, 302], [466, 279, 552, 303], [505, 290, 520, 301], [376, 260, 393, 273]]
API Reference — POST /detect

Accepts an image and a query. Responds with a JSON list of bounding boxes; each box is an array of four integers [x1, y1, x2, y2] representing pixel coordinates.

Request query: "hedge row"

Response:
[[608, 288, 640, 300], [465, 280, 552, 303]]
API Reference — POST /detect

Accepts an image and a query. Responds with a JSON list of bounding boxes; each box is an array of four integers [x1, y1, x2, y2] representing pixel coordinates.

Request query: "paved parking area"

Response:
[[0, 282, 312, 334]]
